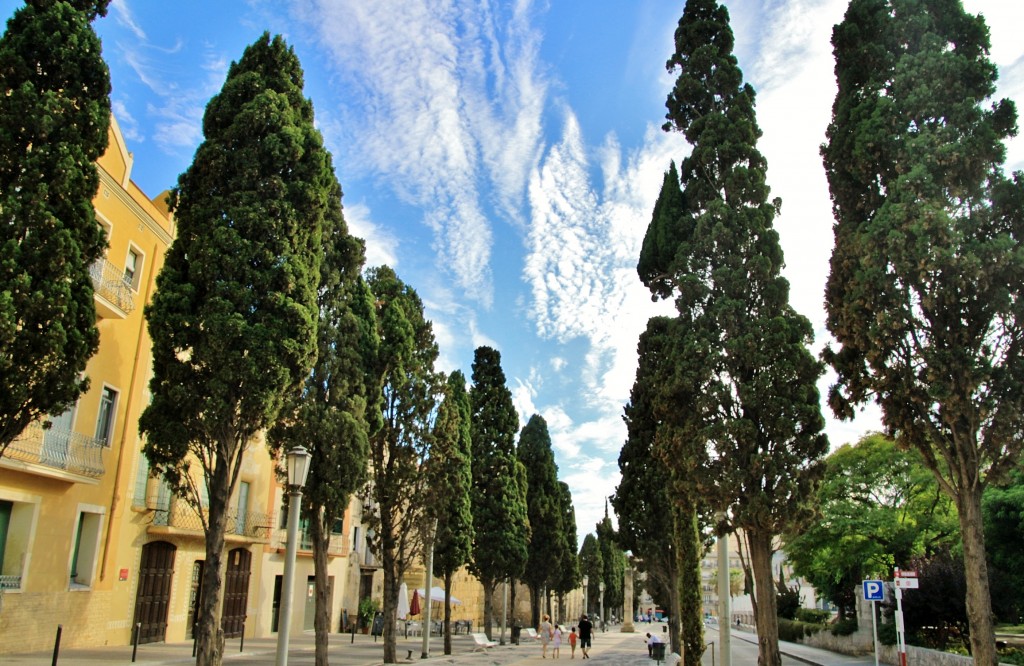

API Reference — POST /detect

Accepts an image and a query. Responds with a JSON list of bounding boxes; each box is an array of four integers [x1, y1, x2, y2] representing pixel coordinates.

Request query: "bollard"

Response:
[[240, 618, 245, 653], [192, 633, 197, 658], [131, 622, 141, 663], [51, 624, 63, 666], [351, 620, 356, 644]]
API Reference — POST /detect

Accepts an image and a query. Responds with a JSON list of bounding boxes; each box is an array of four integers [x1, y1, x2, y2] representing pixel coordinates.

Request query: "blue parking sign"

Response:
[[863, 580, 884, 601]]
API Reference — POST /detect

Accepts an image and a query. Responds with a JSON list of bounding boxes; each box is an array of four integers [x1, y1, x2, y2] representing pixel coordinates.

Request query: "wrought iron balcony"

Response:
[[4, 421, 105, 479], [90, 256, 135, 317], [150, 502, 272, 541], [271, 527, 347, 556], [0, 575, 22, 591]]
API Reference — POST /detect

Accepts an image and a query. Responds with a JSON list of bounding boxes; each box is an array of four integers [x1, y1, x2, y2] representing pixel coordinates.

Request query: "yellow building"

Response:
[[0, 113, 504, 656], [0, 115, 175, 653]]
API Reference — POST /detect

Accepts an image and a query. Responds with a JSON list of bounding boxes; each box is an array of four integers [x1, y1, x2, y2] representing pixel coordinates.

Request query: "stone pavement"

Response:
[[5, 622, 879, 666]]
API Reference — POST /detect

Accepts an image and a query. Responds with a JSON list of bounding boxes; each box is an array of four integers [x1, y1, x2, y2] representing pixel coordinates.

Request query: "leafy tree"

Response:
[[579, 533, 603, 617], [899, 551, 970, 652], [649, 2, 830, 663], [426, 370, 474, 654], [982, 469, 1024, 624], [139, 33, 327, 666], [469, 346, 529, 638], [821, 2, 1024, 661], [784, 434, 958, 620], [363, 265, 439, 664], [0, 0, 111, 456], [267, 175, 376, 666], [517, 414, 562, 627]]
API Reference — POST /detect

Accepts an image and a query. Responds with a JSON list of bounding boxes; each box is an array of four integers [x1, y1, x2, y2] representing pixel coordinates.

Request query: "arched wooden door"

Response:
[[222, 547, 251, 638], [133, 541, 176, 644]]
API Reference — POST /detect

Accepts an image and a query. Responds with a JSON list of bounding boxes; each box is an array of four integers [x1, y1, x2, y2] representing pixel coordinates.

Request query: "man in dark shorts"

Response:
[[578, 614, 593, 659]]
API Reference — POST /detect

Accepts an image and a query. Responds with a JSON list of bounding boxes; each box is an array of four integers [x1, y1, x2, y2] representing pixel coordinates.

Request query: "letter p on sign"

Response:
[[863, 580, 884, 601]]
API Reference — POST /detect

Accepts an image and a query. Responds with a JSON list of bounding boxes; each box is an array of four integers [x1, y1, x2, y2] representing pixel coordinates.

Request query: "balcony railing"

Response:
[[0, 575, 21, 590], [5, 421, 105, 478], [90, 256, 135, 316], [151, 503, 272, 540], [271, 528, 347, 556]]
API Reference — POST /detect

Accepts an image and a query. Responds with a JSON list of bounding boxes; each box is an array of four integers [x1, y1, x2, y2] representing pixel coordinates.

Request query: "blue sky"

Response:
[[5, 0, 1022, 537]]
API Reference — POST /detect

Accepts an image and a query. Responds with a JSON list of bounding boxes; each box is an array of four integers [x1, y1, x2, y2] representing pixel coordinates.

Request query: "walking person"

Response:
[[553, 624, 562, 659], [539, 614, 553, 658], [569, 626, 578, 659], [578, 613, 593, 659]]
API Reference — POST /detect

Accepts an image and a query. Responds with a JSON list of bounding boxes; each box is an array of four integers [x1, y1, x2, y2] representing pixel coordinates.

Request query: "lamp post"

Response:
[[582, 575, 589, 618], [716, 512, 731, 666], [599, 581, 606, 631], [275, 446, 311, 666]]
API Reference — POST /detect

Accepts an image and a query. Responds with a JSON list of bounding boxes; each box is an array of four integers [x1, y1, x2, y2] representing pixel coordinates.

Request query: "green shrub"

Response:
[[998, 647, 1024, 666], [877, 621, 897, 646], [778, 618, 824, 642], [796, 608, 832, 625], [830, 617, 858, 636]]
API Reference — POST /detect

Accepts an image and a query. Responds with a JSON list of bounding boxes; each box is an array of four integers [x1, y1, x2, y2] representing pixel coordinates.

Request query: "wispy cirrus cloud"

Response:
[[106, 1, 226, 157], [292, 0, 549, 308]]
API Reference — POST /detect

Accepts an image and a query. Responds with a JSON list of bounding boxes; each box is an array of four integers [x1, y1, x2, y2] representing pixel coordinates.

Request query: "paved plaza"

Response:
[[6, 622, 878, 666]]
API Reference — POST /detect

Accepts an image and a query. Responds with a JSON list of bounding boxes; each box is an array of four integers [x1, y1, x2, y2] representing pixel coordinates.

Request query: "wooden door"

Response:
[[133, 541, 176, 644], [222, 548, 251, 638]]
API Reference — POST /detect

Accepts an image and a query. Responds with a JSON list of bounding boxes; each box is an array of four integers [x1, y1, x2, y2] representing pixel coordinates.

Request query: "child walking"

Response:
[[569, 626, 578, 659], [553, 624, 562, 659]]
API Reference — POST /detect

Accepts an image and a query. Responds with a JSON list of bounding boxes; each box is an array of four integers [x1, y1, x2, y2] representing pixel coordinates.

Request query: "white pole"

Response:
[[421, 526, 435, 659], [895, 585, 906, 666], [717, 529, 731, 666], [275, 488, 302, 666]]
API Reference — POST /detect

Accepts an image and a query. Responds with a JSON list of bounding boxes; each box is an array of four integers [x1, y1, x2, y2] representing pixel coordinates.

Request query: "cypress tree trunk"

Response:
[[958, 480, 996, 665], [312, 512, 331, 666], [748, 529, 780, 666]]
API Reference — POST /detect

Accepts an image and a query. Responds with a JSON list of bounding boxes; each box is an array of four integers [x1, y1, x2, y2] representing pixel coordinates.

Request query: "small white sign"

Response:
[[896, 570, 918, 578], [894, 577, 919, 589]]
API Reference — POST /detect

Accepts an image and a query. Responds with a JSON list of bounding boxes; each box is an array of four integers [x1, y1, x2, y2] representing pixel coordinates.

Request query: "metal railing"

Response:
[[0, 575, 22, 590], [4, 421, 105, 478], [271, 528, 347, 556], [90, 256, 135, 315], [151, 503, 272, 540]]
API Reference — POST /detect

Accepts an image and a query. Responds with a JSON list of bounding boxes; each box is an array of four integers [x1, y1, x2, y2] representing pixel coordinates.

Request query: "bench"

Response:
[[524, 628, 540, 640], [471, 632, 498, 651]]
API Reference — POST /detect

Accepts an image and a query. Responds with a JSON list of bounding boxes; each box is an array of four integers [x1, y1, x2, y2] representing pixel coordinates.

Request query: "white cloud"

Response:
[[109, 0, 146, 40], [111, 99, 143, 142], [293, 0, 550, 307], [344, 202, 399, 270]]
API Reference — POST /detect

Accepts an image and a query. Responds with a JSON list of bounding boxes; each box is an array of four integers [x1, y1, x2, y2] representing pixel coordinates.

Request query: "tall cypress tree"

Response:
[[0, 0, 111, 455], [364, 265, 439, 664], [517, 414, 562, 627], [645, 2, 829, 663], [822, 2, 1024, 662], [469, 346, 529, 638], [615, 316, 705, 664], [552, 480, 581, 619], [139, 33, 327, 666], [427, 370, 474, 655], [267, 169, 376, 666]]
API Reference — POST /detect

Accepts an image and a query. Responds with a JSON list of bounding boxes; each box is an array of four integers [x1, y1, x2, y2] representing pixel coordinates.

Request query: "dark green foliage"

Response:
[[0, 0, 110, 454], [552, 481, 581, 600], [364, 265, 440, 663], [783, 434, 958, 620], [518, 414, 563, 627], [984, 469, 1024, 624], [795, 609, 831, 625], [776, 618, 824, 643], [645, 2, 829, 663], [267, 169, 375, 664], [596, 512, 626, 624], [830, 617, 858, 637], [900, 551, 970, 652], [140, 33, 328, 666], [469, 346, 528, 637], [579, 533, 603, 617], [821, 3, 1024, 660], [775, 585, 801, 621], [614, 316, 705, 663], [428, 370, 475, 654]]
